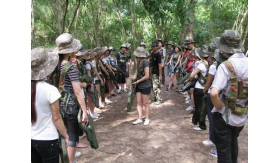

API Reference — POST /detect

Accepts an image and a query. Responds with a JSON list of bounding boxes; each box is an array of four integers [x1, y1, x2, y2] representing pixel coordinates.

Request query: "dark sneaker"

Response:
[[165, 88, 170, 92]]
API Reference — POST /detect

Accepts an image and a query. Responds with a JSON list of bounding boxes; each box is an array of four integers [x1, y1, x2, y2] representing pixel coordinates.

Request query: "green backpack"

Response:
[[223, 60, 248, 123]]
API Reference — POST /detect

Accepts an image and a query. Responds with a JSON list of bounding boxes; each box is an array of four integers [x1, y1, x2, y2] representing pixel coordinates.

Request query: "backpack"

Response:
[[223, 60, 248, 122], [197, 60, 209, 86]]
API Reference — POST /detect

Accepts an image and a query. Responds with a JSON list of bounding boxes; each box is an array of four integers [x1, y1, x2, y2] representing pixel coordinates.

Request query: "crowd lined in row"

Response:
[[31, 29, 248, 163]]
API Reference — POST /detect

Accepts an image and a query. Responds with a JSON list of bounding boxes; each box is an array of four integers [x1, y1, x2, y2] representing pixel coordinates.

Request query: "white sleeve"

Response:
[[91, 60, 96, 67], [163, 49, 166, 57], [208, 65, 217, 76], [85, 63, 91, 70], [47, 85, 61, 104]]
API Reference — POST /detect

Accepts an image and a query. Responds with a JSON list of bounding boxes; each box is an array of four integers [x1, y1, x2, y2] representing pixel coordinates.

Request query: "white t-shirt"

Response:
[[207, 64, 217, 93], [31, 81, 61, 140], [194, 62, 208, 89]]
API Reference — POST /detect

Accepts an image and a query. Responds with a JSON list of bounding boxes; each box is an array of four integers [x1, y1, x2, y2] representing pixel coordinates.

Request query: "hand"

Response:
[[64, 137, 69, 147], [132, 80, 138, 86], [101, 80, 104, 86], [82, 112, 88, 123], [113, 68, 117, 71]]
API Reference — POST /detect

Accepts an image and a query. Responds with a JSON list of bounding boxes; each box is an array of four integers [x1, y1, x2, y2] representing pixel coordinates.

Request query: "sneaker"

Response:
[[122, 89, 126, 92], [105, 98, 112, 103], [99, 103, 105, 108], [92, 113, 100, 116], [111, 94, 116, 96], [209, 149, 217, 158], [186, 106, 194, 112], [190, 118, 192, 122], [117, 90, 122, 94], [185, 100, 190, 104], [165, 88, 170, 92], [182, 91, 188, 95], [185, 95, 191, 100], [151, 101, 162, 105], [193, 126, 204, 131], [132, 119, 143, 125], [75, 151, 81, 158], [91, 113, 99, 119], [203, 139, 215, 147], [144, 119, 150, 126]]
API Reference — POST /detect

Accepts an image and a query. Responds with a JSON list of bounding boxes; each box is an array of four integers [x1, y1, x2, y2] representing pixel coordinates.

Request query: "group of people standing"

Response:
[[31, 29, 248, 163]]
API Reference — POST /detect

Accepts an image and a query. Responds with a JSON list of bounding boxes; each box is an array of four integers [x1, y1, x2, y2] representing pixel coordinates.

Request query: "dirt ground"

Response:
[[75, 67, 248, 163]]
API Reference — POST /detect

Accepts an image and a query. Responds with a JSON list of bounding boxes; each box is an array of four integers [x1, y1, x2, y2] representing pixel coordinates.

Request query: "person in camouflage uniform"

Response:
[[150, 40, 162, 105]]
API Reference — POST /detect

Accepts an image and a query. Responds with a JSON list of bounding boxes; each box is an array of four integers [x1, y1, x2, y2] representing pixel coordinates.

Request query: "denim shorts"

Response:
[[64, 106, 79, 147]]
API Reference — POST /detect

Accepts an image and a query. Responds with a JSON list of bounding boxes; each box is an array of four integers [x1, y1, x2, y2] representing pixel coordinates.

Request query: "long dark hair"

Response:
[[31, 80, 37, 124], [48, 54, 65, 87]]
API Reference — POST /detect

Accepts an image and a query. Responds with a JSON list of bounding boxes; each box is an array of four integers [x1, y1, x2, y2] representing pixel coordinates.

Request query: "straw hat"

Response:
[[31, 47, 59, 80]]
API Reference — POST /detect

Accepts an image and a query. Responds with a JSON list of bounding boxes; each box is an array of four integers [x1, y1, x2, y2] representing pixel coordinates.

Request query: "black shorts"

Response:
[[95, 80, 100, 85], [136, 86, 151, 95]]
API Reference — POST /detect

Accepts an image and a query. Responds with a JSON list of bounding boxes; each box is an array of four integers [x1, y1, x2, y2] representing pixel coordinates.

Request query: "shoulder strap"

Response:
[[58, 62, 73, 93]]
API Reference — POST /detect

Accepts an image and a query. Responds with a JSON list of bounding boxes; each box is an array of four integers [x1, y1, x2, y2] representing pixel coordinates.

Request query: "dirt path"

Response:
[[75, 70, 248, 163]]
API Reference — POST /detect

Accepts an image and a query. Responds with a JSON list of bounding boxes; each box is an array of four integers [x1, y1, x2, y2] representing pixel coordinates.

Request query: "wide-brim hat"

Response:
[[54, 33, 82, 54], [166, 41, 174, 46], [76, 47, 88, 56], [191, 49, 201, 60], [214, 49, 227, 63], [120, 43, 127, 50], [140, 42, 146, 47], [126, 43, 131, 48], [194, 47, 208, 58], [31, 47, 59, 80], [151, 40, 158, 47], [84, 49, 98, 59], [174, 45, 182, 51], [133, 47, 146, 58], [217, 29, 245, 54], [184, 38, 196, 45]]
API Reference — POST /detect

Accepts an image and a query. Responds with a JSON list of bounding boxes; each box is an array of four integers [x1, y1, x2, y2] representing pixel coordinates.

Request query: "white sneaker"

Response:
[[203, 139, 215, 147], [99, 103, 105, 108], [75, 151, 81, 158], [91, 113, 99, 119], [182, 91, 188, 95], [132, 119, 143, 125], [144, 119, 150, 126], [117, 89, 122, 94], [185, 95, 191, 100], [186, 106, 194, 112], [185, 100, 190, 104]]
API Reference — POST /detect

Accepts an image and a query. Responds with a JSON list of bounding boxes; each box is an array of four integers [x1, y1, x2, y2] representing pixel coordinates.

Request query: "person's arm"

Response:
[[210, 87, 224, 110], [167, 55, 173, 65], [184, 67, 200, 83], [72, 81, 88, 122], [51, 100, 69, 146], [175, 54, 181, 67], [158, 55, 162, 82], [203, 73, 214, 93], [93, 67, 104, 86], [99, 60, 109, 76]]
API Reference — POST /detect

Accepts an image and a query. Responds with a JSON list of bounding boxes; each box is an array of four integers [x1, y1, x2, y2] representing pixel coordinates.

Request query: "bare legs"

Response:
[[136, 92, 150, 120]]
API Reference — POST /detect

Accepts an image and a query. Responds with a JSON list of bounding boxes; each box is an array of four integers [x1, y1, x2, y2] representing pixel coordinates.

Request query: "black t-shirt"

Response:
[[151, 52, 162, 75]]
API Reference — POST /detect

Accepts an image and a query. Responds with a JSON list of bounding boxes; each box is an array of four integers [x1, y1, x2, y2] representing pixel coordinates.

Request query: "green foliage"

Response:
[[32, 0, 248, 51]]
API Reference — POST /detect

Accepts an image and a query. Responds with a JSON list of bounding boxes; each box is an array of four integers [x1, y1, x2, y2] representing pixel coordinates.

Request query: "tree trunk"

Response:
[[62, 0, 69, 33], [31, 0, 35, 48], [186, 0, 197, 40], [55, 0, 62, 33], [66, 0, 81, 33], [129, 0, 136, 50], [180, 25, 185, 46]]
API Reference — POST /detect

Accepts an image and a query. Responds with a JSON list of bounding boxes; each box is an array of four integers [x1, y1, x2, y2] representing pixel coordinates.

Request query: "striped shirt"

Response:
[[60, 62, 79, 106]]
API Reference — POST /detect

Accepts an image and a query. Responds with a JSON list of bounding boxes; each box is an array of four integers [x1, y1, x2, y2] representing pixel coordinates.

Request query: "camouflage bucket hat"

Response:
[[133, 47, 146, 58], [199, 45, 209, 58], [184, 38, 196, 45], [218, 29, 245, 54], [31, 47, 59, 80], [213, 37, 220, 47], [214, 49, 227, 63], [54, 33, 82, 54], [204, 43, 216, 57], [191, 48, 201, 60], [100, 46, 109, 54], [120, 43, 127, 50], [174, 45, 182, 51], [166, 41, 174, 46], [76, 47, 88, 56], [140, 42, 146, 47], [151, 40, 158, 47], [126, 43, 131, 48]]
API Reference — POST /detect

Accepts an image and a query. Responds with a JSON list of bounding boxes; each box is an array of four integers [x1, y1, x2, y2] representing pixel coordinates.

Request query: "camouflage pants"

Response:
[[152, 74, 162, 102]]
